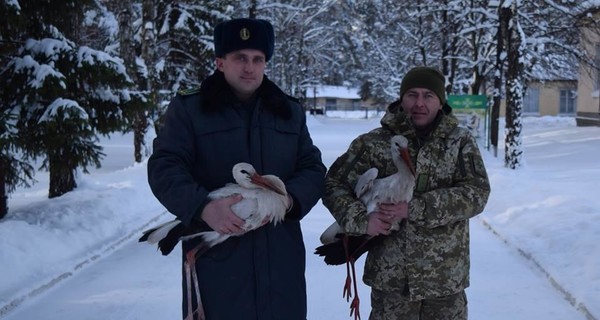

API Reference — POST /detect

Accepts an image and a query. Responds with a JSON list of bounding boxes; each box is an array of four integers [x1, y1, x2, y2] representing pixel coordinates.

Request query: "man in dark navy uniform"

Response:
[[148, 18, 325, 320]]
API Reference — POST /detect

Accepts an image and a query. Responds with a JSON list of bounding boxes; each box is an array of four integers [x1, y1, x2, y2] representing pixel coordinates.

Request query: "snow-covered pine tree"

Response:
[[346, 0, 412, 102], [155, 1, 232, 94], [114, 0, 155, 163], [259, 0, 341, 100], [0, 112, 35, 219], [1, 1, 36, 217], [2, 0, 133, 198], [149, 0, 234, 132]]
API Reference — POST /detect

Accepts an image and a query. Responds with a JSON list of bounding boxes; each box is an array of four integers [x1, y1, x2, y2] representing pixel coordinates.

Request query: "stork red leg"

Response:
[[342, 235, 353, 301], [184, 245, 207, 320], [190, 262, 204, 320], [183, 259, 193, 320], [347, 238, 370, 320], [349, 259, 361, 320]]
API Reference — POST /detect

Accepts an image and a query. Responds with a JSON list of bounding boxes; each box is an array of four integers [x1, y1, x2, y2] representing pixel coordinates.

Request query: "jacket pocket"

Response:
[[260, 120, 301, 174]]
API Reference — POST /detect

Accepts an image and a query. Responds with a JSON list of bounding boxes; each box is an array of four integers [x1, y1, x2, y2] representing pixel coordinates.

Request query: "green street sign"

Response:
[[447, 95, 487, 109]]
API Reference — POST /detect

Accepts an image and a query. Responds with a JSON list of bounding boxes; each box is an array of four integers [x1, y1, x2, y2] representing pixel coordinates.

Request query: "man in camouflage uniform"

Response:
[[322, 66, 490, 320]]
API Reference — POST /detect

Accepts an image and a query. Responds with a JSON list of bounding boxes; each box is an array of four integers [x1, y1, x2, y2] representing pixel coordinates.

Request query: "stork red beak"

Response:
[[251, 174, 287, 195], [400, 148, 417, 177]]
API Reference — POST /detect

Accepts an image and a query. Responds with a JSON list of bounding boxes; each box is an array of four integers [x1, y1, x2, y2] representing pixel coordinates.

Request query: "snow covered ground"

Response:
[[1, 112, 598, 319]]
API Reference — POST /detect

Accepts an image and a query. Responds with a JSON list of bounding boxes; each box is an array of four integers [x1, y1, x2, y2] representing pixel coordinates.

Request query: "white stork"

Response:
[[315, 135, 416, 320], [139, 162, 289, 320]]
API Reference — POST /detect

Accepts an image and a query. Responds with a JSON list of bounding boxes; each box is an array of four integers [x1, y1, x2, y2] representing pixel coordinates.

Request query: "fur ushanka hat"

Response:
[[214, 18, 275, 61]]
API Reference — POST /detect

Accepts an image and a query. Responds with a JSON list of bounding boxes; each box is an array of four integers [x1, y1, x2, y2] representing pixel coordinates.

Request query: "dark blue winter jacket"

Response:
[[147, 71, 325, 320]]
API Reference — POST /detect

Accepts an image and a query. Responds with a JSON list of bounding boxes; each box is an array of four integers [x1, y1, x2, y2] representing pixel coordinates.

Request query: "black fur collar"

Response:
[[199, 70, 292, 119]]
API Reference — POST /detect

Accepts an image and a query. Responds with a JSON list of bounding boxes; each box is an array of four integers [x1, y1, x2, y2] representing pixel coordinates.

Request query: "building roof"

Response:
[[308, 85, 360, 99]]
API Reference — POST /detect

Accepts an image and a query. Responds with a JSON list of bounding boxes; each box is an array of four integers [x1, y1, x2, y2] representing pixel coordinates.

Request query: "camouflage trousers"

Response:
[[369, 289, 467, 320]]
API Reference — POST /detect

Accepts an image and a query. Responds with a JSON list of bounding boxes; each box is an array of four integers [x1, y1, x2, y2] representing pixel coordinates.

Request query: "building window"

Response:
[[523, 87, 539, 114], [559, 89, 576, 114], [325, 98, 337, 111]]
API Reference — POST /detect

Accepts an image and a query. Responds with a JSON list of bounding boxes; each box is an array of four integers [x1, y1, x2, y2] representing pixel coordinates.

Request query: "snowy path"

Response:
[[3, 115, 595, 319], [3, 202, 584, 320]]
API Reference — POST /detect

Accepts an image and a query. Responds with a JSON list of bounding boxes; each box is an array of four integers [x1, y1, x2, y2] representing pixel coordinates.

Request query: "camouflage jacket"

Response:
[[322, 106, 490, 300]]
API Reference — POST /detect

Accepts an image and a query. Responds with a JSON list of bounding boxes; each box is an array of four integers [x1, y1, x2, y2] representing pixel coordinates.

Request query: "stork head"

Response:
[[232, 162, 287, 195], [391, 135, 416, 177]]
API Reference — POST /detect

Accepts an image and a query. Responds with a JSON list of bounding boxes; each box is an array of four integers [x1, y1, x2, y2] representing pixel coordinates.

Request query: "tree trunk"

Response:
[[504, 2, 524, 169], [469, 0, 482, 95], [441, 5, 450, 79], [133, 113, 147, 163], [249, 0, 258, 18], [118, 0, 145, 163], [138, 0, 157, 160], [48, 156, 77, 198], [491, 4, 510, 157]]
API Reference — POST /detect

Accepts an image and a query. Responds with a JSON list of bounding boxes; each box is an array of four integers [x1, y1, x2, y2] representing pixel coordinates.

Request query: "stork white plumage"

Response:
[[192, 163, 289, 247], [315, 135, 416, 320], [139, 162, 289, 320]]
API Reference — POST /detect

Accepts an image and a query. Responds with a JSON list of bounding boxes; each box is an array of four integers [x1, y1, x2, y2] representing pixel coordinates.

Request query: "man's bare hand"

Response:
[[366, 211, 395, 236], [200, 194, 245, 235], [378, 201, 408, 222], [366, 202, 409, 236], [285, 194, 293, 212]]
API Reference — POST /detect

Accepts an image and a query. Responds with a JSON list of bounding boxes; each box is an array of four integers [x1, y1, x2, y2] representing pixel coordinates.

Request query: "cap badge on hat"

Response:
[[240, 28, 250, 40]]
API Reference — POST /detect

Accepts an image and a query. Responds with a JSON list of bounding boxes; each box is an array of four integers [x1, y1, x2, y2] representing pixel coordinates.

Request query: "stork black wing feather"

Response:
[[314, 240, 347, 265], [139, 220, 213, 256], [314, 234, 383, 265], [138, 226, 158, 242], [155, 223, 188, 256]]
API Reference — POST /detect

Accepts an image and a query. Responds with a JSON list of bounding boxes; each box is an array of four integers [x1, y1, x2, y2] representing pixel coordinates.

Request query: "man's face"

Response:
[[400, 88, 443, 128], [217, 49, 266, 101]]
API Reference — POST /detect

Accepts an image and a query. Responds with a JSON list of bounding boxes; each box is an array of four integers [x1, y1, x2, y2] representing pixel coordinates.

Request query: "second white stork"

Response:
[[139, 162, 289, 320], [315, 134, 416, 320]]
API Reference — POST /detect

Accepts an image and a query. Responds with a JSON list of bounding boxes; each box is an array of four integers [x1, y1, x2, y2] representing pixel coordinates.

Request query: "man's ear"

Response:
[[216, 58, 224, 72]]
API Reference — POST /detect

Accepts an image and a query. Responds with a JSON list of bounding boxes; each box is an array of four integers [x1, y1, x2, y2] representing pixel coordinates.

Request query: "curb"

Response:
[[479, 218, 596, 320], [0, 210, 168, 319]]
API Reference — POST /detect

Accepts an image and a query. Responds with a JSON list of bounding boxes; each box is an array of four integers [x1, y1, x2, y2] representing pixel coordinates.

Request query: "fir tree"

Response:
[[1, 0, 132, 199], [0, 0, 35, 217]]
